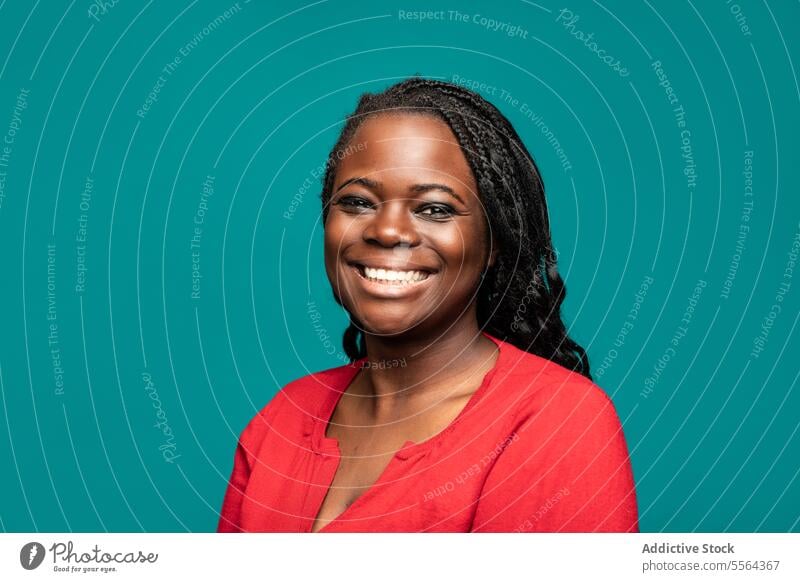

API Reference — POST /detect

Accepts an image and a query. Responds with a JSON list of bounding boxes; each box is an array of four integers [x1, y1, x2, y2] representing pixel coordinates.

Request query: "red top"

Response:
[[217, 333, 639, 533]]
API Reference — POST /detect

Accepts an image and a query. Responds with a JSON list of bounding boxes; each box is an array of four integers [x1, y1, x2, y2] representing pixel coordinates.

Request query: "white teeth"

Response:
[[362, 266, 429, 284]]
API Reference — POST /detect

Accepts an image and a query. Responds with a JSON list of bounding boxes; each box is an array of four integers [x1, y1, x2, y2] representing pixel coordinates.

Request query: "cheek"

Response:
[[323, 230, 341, 286], [323, 214, 364, 293], [429, 220, 488, 272], [323, 215, 352, 261], [323, 220, 350, 301]]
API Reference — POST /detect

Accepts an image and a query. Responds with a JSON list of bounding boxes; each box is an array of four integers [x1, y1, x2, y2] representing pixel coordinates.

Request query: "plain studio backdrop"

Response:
[[0, 0, 797, 532]]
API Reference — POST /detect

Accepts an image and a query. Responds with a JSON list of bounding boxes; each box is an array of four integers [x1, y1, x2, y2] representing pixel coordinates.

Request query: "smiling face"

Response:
[[324, 112, 496, 338]]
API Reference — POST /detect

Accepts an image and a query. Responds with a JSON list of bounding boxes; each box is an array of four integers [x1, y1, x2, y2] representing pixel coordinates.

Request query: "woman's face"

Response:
[[324, 112, 496, 338]]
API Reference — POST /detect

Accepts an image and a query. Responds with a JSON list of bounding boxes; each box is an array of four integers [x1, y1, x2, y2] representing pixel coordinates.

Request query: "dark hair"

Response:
[[320, 77, 591, 380]]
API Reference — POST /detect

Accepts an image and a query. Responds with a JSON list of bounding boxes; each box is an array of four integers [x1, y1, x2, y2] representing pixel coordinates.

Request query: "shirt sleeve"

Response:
[[470, 379, 639, 532], [217, 393, 283, 533]]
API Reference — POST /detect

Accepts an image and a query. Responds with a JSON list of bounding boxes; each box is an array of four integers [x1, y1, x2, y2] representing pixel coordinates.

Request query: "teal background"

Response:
[[0, 0, 797, 532]]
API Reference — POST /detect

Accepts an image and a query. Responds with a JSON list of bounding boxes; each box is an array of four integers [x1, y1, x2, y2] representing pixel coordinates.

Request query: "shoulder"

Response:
[[492, 340, 619, 429], [488, 346, 633, 480], [239, 362, 359, 442]]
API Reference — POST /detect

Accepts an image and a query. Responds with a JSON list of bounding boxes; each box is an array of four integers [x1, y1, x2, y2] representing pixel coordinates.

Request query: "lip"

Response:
[[346, 262, 437, 298]]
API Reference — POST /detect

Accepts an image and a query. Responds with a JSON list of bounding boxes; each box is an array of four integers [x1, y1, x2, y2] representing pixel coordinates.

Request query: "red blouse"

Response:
[[217, 333, 639, 532]]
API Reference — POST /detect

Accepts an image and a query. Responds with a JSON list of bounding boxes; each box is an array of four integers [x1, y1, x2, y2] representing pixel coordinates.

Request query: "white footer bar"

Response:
[[1, 533, 797, 581]]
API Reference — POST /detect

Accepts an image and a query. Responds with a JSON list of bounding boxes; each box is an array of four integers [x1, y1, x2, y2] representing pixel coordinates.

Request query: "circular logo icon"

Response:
[[20, 542, 46, 570]]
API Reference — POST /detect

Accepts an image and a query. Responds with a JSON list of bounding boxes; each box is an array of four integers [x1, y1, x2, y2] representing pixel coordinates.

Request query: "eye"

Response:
[[334, 195, 374, 213], [417, 203, 455, 220]]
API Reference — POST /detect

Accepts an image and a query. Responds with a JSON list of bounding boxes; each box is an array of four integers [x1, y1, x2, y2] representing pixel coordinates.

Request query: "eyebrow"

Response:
[[335, 177, 465, 205], [410, 183, 464, 205], [335, 176, 380, 192]]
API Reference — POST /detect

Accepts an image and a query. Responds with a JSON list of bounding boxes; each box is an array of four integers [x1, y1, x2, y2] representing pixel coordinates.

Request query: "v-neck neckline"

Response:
[[308, 331, 507, 532]]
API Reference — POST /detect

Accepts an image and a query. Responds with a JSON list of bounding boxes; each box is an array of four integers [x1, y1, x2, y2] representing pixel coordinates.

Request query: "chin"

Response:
[[353, 308, 430, 338]]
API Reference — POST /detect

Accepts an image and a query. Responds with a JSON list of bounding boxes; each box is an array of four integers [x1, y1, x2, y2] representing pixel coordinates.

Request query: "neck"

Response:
[[354, 309, 499, 419]]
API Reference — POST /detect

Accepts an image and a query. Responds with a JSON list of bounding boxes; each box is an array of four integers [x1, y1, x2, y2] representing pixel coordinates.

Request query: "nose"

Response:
[[362, 200, 421, 248]]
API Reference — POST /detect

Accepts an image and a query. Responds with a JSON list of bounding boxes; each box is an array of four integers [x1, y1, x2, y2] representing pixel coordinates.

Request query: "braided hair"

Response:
[[320, 77, 591, 380]]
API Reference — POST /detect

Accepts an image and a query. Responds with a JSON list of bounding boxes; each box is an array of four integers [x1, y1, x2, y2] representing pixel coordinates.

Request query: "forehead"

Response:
[[336, 113, 476, 189]]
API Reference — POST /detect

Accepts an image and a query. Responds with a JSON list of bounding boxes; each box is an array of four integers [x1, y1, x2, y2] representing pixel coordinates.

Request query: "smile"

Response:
[[348, 262, 436, 293], [360, 266, 429, 285]]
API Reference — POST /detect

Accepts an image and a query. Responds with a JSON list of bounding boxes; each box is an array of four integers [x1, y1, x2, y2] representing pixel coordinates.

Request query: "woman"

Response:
[[218, 78, 638, 533]]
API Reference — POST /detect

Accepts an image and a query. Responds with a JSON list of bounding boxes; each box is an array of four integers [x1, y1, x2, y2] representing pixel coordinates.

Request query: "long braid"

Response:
[[320, 77, 592, 379]]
